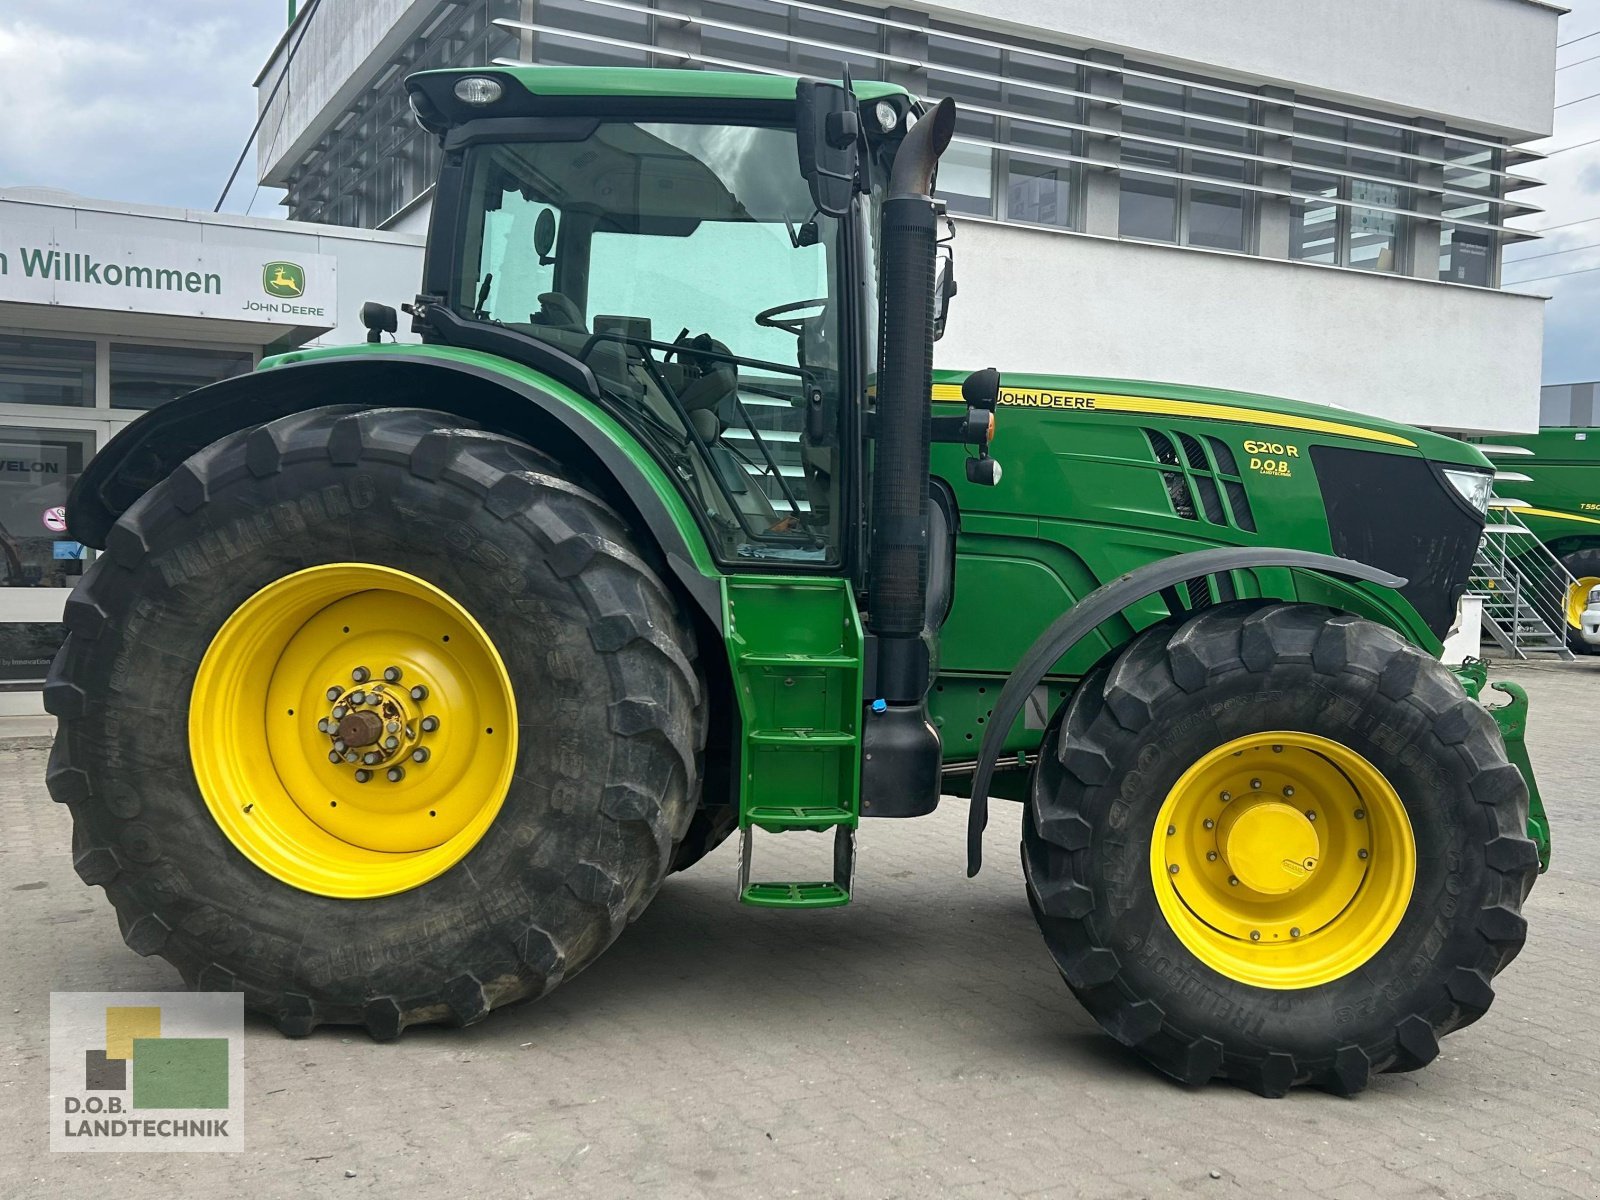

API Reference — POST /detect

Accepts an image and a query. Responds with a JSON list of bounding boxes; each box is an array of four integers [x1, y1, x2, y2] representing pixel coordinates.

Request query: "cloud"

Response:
[[0, 1, 285, 213]]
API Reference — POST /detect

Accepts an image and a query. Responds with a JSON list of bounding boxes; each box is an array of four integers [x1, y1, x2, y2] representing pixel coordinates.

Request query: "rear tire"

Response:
[[1022, 602, 1537, 1095], [47, 406, 705, 1038], [1559, 548, 1600, 656]]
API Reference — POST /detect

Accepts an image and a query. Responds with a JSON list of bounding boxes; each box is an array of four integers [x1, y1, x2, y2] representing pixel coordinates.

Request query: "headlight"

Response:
[[1442, 468, 1494, 514], [453, 76, 504, 106]]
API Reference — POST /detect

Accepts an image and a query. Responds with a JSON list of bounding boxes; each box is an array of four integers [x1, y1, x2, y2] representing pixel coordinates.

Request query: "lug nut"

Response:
[[1272, 745, 1283, 753], [421, 716, 439, 733], [1282, 785, 1295, 797], [318, 718, 331, 733], [383, 736, 399, 751], [350, 690, 366, 706], [327, 750, 342, 764], [363, 752, 380, 765], [412, 747, 430, 764], [343, 752, 359, 764], [1168, 864, 1179, 875], [384, 666, 403, 682], [1167, 824, 1176, 837], [332, 740, 347, 753], [387, 766, 405, 783], [1203, 818, 1215, 830], [386, 720, 400, 734], [1358, 849, 1369, 860], [326, 686, 342, 701], [332, 705, 347, 720], [1220, 791, 1231, 802], [1206, 850, 1218, 862], [410, 685, 429, 702], [1354, 809, 1366, 820], [1290, 927, 1301, 938], [354, 769, 371, 783], [1228, 875, 1239, 886], [1250, 930, 1261, 941], [352, 667, 370, 683], [1305, 810, 1317, 821], [1250, 778, 1261, 790]]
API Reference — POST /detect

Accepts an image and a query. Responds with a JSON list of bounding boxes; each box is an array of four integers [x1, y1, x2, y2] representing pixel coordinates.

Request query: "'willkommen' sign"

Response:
[[0, 226, 336, 328]]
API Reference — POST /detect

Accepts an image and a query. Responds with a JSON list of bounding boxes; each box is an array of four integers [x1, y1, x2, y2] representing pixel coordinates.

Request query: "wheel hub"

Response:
[[1151, 731, 1416, 989], [190, 564, 517, 899], [1217, 799, 1319, 895]]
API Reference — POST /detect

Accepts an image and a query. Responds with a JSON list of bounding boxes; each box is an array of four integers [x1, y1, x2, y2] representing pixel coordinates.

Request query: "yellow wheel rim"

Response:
[[1150, 732, 1415, 989], [1567, 576, 1600, 630], [191, 564, 518, 899]]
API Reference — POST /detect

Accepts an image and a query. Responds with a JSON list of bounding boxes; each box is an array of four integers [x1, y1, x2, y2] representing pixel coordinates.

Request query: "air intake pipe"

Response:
[[860, 96, 956, 819]]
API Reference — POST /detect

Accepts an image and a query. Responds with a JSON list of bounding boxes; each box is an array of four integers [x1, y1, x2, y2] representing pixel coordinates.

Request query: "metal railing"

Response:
[[1470, 503, 1577, 660]]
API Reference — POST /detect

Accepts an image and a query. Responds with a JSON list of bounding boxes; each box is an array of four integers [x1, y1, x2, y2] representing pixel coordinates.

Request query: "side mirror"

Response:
[[533, 207, 557, 266], [933, 218, 957, 342], [796, 80, 860, 218]]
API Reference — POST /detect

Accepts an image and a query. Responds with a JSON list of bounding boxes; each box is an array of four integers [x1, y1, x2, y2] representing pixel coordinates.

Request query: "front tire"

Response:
[[1022, 602, 1537, 1095], [1559, 548, 1600, 656], [47, 406, 705, 1038]]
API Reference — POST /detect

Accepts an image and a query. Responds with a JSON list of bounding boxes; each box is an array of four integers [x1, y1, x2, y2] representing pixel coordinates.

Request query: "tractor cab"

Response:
[[405, 68, 931, 570]]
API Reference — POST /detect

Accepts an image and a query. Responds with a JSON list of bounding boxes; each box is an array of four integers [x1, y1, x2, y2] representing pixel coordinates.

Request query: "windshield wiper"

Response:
[[472, 273, 493, 319]]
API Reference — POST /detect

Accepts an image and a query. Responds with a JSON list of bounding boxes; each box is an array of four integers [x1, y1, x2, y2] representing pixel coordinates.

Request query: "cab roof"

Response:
[[411, 65, 909, 104]]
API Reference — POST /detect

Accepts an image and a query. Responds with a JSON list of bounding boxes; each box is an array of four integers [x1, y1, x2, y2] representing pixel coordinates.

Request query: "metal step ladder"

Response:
[[725, 577, 863, 908], [1470, 447, 1576, 660]]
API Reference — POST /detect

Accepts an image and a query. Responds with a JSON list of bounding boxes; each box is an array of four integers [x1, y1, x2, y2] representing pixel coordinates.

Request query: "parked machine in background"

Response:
[[49, 67, 1543, 1097]]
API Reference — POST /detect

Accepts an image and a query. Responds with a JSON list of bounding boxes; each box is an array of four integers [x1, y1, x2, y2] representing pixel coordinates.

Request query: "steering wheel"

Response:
[[754, 298, 827, 337]]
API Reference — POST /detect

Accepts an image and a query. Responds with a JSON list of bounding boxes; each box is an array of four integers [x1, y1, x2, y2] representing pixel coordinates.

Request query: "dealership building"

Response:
[[0, 0, 1566, 703], [0, 189, 421, 702], [256, 0, 1561, 434]]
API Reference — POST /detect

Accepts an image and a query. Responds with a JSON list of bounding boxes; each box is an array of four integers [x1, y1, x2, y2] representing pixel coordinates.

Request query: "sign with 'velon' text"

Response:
[[0, 227, 336, 328]]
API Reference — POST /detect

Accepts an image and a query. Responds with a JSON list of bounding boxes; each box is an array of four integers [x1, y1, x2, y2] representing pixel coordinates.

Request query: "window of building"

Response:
[[1290, 114, 1410, 272], [109, 344, 253, 411], [0, 426, 93, 588], [1440, 140, 1498, 286], [1119, 76, 1253, 251], [0, 335, 96, 408]]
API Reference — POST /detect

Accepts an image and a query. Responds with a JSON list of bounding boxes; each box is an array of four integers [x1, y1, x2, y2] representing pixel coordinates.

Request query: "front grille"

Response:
[[1311, 446, 1485, 639], [1143, 428, 1256, 533]]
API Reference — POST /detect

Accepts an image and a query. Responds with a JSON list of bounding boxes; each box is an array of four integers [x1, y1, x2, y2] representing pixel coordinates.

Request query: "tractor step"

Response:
[[737, 825, 856, 908]]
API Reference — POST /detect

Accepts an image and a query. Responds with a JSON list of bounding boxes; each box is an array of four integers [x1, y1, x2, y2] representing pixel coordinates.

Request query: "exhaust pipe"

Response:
[[861, 96, 956, 818]]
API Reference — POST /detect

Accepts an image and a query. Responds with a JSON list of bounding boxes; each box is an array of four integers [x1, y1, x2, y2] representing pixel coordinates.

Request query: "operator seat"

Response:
[[668, 337, 781, 530]]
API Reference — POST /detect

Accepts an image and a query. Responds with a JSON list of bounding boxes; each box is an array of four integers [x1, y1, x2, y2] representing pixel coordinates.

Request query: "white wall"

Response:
[[926, 0, 1562, 138], [936, 219, 1548, 434]]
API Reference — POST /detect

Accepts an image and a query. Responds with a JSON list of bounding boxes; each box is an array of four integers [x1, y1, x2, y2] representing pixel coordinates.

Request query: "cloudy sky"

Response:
[[1, 0, 1597, 383]]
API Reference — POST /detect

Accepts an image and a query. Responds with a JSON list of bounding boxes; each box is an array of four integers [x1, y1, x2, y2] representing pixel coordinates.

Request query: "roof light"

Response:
[[454, 76, 504, 106]]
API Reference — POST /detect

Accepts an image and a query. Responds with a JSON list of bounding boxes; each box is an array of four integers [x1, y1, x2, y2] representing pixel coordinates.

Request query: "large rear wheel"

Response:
[[48, 406, 704, 1038], [1022, 602, 1537, 1095]]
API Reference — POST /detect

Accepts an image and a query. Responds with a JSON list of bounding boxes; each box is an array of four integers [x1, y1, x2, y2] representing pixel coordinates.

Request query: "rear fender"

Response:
[[965, 546, 1412, 876], [67, 349, 724, 627]]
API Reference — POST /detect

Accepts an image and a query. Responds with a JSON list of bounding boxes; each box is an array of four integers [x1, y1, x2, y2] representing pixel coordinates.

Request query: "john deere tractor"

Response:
[[1480, 426, 1600, 653], [49, 67, 1543, 1096]]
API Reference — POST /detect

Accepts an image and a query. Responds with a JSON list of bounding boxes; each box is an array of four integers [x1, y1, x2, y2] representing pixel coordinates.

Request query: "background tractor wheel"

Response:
[[1022, 602, 1537, 1096], [47, 406, 705, 1039], [1559, 548, 1600, 656]]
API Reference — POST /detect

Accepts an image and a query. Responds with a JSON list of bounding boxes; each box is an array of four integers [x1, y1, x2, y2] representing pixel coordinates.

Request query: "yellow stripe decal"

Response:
[[1517, 505, 1600, 526], [932, 383, 1416, 448]]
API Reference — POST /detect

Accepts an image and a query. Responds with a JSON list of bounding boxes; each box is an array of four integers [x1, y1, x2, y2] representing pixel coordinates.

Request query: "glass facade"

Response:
[[0, 334, 258, 591], [272, 0, 1527, 286]]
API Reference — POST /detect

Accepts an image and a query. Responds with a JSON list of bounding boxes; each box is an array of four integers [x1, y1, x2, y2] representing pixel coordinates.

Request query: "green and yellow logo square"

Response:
[[262, 261, 306, 299]]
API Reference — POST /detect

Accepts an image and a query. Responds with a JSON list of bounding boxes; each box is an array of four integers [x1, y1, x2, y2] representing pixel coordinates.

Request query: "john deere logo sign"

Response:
[[262, 262, 305, 299]]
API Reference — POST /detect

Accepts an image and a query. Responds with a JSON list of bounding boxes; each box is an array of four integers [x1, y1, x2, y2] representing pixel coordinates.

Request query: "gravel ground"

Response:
[[2, 658, 1597, 1199]]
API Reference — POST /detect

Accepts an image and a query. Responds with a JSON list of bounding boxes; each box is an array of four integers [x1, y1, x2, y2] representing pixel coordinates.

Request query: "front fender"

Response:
[[68, 347, 723, 626], [965, 546, 1407, 876]]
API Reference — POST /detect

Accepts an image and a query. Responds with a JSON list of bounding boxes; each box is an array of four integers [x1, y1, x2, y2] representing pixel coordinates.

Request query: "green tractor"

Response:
[[49, 66, 1543, 1096], [1481, 426, 1600, 654]]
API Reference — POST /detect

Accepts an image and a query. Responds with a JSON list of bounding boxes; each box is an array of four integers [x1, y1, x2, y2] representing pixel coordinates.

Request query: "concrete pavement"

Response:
[[2, 660, 1597, 1199]]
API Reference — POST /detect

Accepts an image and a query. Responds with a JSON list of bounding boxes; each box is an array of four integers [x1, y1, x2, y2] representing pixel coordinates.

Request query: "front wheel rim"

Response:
[[190, 564, 518, 899], [1567, 576, 1600, 630], [1150, 731, 1416, 989]]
